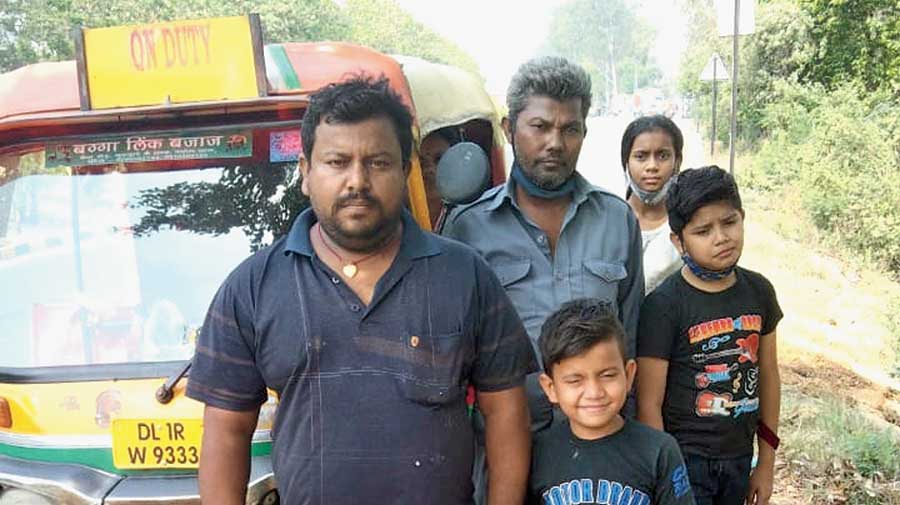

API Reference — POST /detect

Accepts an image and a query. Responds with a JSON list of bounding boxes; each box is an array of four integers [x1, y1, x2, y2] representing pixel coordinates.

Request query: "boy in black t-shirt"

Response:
[[529, 298, 695, 505], [636, 166, 782, 505]]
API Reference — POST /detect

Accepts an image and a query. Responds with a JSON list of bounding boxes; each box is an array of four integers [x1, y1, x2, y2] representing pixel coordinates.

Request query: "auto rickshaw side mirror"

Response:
[[434, 142, 491, 233], [436, 141, 490, 206]]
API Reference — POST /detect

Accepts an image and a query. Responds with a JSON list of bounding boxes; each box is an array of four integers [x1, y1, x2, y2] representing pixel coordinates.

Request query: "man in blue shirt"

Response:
[[443, 56, 644, 432], [187, 76, 537, 505]]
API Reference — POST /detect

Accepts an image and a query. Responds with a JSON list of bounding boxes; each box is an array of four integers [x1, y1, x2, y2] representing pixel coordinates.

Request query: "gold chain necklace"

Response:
[[316, 223, 398, 278]]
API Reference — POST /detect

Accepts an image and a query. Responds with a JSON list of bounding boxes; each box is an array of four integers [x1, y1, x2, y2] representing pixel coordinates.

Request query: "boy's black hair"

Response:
[[620, 114, 684, 170], [538, 298, 627, 375], [301, 74, 413, 166], [667, 165, 743, 236]]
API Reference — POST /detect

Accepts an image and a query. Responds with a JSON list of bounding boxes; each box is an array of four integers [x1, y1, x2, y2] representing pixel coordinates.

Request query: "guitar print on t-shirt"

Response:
[[687, 314, 762, 419]]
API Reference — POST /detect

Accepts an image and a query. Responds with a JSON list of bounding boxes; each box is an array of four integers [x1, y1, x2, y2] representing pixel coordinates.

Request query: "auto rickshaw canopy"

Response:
[[392, 54, 507, 186]]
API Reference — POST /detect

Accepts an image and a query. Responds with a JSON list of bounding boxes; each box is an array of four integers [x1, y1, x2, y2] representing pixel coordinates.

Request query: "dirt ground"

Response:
[[772, 356, 900, 504]]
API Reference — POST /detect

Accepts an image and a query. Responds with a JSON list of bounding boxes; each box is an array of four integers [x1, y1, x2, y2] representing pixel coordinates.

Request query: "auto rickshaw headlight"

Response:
[[0, 397, 11, 428]]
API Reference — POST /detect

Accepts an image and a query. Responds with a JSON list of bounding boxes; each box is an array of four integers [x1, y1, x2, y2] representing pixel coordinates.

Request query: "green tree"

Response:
[[678, 0, 815, 143], [677, 0, 739, 143], [0, 0, 474, 74], [800, 0, 900, 94], [0, 0, 350, 72], [131, 161, 306, 251], [543, 0, 662, 107], [343, 0, 478, 74]]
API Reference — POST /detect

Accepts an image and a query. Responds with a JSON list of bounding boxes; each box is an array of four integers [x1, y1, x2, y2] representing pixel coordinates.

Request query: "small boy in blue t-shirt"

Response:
[[529, 298, 695, 505], [637, 166, 782, 505]]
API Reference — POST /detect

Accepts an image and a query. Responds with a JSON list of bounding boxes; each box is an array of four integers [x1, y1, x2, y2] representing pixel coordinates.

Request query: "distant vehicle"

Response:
[[609, 94, 631, 117], [634, 87, 667, 117]]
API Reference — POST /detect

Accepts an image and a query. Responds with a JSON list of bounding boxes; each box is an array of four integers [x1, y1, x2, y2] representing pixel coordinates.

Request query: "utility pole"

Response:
[[712, 58, 718, 156], [729, 0, 740, 175]]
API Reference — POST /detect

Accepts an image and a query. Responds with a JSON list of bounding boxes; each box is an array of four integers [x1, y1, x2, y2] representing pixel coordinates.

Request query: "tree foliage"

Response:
[[678, 0, 817, 142], [131, 162, 306, 251], [0, 0, 474, 73], [800, 0, 900, 94], [679, 0, 898, 144], [344, 0, 478, 74], [543, 0, 662, 106], [746, 82, 900, 272]]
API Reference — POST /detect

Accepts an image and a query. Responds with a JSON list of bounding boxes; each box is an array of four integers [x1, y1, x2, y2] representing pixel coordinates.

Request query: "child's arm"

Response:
[[747, 329, 780, 505], [636, 357, 669, 431], [636, 293, 677, 431]]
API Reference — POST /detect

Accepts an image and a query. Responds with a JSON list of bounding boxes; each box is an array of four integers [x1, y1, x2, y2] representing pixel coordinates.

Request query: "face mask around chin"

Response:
[[625, 169, 677, 206], [510, 162, 576, 200], [681, 252, 736, 281]]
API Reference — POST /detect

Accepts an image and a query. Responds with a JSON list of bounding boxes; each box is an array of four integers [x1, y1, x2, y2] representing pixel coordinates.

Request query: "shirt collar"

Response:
[[486, 171, 598, 211], [284, 207, 441, 259]]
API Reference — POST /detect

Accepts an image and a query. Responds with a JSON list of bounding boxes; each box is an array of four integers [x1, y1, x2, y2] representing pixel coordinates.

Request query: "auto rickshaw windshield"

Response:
[[0, 126, 307, 370]]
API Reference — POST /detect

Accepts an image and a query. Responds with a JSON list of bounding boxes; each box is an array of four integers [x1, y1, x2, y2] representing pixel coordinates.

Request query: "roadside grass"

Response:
[[781, 386, 900, 504]]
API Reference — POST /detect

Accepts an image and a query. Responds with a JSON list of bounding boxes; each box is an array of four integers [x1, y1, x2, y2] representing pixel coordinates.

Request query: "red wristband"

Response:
[[757, 421, 780, 450]]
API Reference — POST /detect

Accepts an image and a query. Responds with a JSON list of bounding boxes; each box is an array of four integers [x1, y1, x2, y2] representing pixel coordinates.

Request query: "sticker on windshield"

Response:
[[45, 129, 253, 168], [270, 130, 301, 162]]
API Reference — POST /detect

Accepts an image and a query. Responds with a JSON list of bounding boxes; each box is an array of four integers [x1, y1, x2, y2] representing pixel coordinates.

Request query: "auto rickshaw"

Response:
[[392, 55, 507, 228], [0, 15, 442, 505]]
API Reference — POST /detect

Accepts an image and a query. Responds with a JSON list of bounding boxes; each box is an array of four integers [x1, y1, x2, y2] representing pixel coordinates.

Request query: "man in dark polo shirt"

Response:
[[186, 76, 537, 505]]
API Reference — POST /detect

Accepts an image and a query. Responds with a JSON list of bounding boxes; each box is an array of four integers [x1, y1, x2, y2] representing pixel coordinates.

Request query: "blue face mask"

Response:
[[510, 162, 576, 200], [681, 252, 736, 281]]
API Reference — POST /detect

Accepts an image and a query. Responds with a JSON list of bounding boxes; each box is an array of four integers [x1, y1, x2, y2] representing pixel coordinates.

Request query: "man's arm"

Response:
[[198, 405, 260, 505], [636, 357, 669, 431], [747, 330, 780, 505], [478, 385, 531, 505]]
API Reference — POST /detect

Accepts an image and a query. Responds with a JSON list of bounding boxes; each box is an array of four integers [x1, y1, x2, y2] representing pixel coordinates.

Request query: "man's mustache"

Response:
[[335, 192, 379, 208]]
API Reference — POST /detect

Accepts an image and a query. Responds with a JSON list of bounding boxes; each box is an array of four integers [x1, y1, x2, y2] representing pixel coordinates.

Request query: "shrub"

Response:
[[798, 86, 900, 271], [748, 82, 900, 273]]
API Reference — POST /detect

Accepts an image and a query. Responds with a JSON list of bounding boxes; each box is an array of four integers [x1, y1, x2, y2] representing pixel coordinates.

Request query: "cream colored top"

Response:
[[641, 221, 682, 293]]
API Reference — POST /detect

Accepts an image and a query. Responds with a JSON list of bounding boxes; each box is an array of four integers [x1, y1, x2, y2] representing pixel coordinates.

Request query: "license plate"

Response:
[[111, 419, 202, 469]]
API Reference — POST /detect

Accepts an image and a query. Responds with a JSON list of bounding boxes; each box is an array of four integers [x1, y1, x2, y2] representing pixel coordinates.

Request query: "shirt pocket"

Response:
[[396, 330, 467, 406], [494, 260, 531, 287], [491, 259, 534, 320], [580, 259, 627, 307]]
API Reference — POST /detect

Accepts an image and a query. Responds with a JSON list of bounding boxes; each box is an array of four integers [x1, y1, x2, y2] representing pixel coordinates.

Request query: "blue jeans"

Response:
[[684, 454, 752, 505]]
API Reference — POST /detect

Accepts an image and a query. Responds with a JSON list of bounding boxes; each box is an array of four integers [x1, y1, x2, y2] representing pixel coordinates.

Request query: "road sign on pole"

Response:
[[699, 54, 729, 157], [714, 0, 755, 175], [700, 53, 729, 82], [715, 0, 756, 36]]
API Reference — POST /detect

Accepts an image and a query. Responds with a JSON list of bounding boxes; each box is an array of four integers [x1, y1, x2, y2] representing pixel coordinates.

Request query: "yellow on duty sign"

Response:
[[79, 14, 265, 110]]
